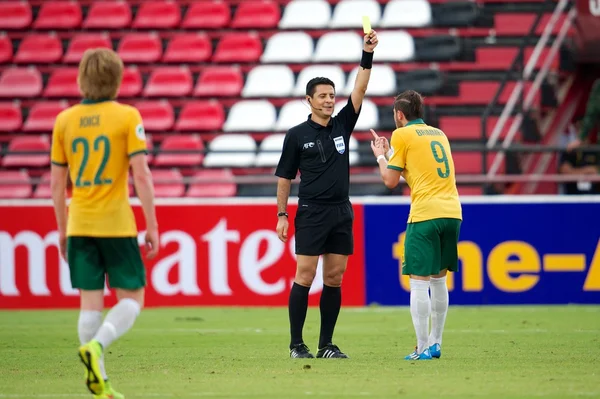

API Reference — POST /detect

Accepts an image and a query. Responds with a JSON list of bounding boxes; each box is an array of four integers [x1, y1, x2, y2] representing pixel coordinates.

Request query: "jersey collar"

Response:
[[307, 114, 333, 129], [405, 118, 425, 127], [81, 98, 111, 104]]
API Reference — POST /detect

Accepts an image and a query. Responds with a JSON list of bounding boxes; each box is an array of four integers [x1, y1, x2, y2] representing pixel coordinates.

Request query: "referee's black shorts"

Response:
[[294, 200, 354, 256]]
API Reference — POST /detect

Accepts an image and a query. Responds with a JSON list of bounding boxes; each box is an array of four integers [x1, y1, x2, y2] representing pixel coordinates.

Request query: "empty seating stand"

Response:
[[0, 0, 569, 197]]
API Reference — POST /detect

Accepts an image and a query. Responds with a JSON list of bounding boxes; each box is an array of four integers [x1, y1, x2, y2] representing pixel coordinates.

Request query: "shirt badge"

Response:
[[333, 136, 345, 154]]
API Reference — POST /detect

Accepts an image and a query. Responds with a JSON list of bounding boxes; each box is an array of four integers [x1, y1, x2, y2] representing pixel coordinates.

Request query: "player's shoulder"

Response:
[[391, 127, 411, 142], [108, 101, 141, 118]]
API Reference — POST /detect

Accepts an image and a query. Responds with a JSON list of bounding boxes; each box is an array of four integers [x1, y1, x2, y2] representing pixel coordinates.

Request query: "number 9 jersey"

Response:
[[387, 119, 462, 223], [50, 100, 148, 237]]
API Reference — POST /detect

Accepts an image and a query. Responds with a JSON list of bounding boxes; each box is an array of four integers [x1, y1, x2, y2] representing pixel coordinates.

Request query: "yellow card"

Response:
[[362, 15, 371, 34]]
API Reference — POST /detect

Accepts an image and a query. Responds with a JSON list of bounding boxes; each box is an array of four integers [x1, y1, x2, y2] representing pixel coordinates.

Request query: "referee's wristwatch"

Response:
[[277, 212, 288, 218]]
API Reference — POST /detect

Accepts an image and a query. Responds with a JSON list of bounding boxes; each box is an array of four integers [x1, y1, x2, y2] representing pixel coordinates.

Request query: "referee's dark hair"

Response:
[[306, 77, 335, 97], [394, 90, 424, 121]]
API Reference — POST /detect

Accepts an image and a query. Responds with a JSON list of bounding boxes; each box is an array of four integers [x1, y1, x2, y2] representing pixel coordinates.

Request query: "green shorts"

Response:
[[402, 218, 462, 277], [67, 236, 146, 290]]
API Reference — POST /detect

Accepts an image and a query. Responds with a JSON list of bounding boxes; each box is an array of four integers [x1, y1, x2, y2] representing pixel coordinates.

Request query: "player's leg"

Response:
[[316, 253, 348, 358], [428, 268, 447, 358], [402, 221, 441, 360], [290, 202, 329, 358], [316, 201, 353, 359], [429, 218, 462, 358], [84, 237, 145, 398], [68, 237, 108, 396], [289, 254, 319, 358]]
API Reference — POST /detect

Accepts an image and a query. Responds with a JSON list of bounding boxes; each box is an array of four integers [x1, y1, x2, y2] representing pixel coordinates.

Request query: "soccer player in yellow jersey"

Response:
[[370, 90, 462, 361], [50, 49, 159, 398]]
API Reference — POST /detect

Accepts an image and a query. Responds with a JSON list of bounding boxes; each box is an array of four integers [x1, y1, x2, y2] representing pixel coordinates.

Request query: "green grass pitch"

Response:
[[1, 306, 599, 399]]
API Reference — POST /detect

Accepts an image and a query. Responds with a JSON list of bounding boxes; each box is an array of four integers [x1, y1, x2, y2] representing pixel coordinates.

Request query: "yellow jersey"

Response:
[[387, 119, 462, 223], [51, 99, 148, 237]]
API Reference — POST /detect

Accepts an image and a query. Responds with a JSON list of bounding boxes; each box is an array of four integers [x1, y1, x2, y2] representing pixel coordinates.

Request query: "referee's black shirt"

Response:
[[275, 97, 361, 204]]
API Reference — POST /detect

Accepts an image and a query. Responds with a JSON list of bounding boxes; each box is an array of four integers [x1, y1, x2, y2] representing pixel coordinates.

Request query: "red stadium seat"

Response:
[[44, 68, 79, 98], [231, 0, 280, 29], [118, 67, 143, 98], [213, 33, 262, 63], [33, 1, 82, 29], [452, 152, 505, 175], [2, 135, 50, 168], [163, 34, 212, 63], [0, 67, 43, 98], [151, 169, 185, 198], [0, 35, 13, 63], [452, 152, 484, 174], [32, 171, 52, 199], [135, 100, 175, 131], [154, 134, 204, 167], [439, 116, 516, 140], [175, 100, 224, 131], [83, 1, 132, 29], [118, 33, 162, 64], [23, 101, 68, 132], [14, 34, 63, 64], [64, 33, 112, 64], [476, 47, 558, 71], [0, 102, 22, 132], [187, 169, 237, 197], [132, 1, 181, 29], [0, 2, 32, 29], [182, 1, 230, 29], [494, 13, 565, 36], [0, 171, 32, 199], [143, 66, 193, 97], [193, 66, 243, 97]]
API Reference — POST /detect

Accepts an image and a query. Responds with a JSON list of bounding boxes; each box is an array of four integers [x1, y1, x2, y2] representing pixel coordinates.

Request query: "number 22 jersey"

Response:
[[387, 119, 462, 223], [51, 100, 148, 237]]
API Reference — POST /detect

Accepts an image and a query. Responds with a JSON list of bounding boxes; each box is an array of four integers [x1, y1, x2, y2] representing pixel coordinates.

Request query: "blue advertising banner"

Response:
[[363, 198, 600, 305]]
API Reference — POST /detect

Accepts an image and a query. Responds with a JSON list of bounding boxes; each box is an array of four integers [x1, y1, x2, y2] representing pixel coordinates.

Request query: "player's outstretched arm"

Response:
[[50, 164, 69, 259], [350, 30, 378, 113], [276, 178, 291, 243], [130, 154, 159, 259]]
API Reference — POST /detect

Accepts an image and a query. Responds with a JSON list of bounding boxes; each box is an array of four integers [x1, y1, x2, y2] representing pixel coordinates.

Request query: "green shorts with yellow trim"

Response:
[[401, 218, 462, 277], [67, 236, 146, 290]]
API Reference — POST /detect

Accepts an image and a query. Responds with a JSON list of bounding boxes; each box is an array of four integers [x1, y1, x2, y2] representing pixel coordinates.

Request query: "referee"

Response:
[[275, 30, 379, 359]]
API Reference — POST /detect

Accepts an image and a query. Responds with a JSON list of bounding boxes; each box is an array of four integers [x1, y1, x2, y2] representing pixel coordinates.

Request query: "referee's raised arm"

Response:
[[350, 30, 378, 113]]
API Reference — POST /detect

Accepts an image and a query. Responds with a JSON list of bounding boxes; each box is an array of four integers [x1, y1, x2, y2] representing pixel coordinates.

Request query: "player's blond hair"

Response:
[[78, 48, 124, 100]]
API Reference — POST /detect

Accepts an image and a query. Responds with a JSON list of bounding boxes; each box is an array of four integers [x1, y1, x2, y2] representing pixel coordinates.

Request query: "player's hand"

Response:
[[59, 232, 67, 261], [364, 30, 378, 52], [276, 217, 289, 243], [567, 138, 582, 152], [371, 129, 390, 155], [371, 139, 385, 158], [144, 227, 159, 260]]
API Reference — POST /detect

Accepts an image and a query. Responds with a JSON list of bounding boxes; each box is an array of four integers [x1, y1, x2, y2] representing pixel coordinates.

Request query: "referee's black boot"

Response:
[[290, 343, 315, 359], [316, 343, 349, 359]]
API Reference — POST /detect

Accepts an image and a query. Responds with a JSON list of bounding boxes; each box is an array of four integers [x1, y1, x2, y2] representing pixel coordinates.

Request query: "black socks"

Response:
[[289, 283, 342, 350], [318, 285, 341, 349], [289, 282, 310, 348]]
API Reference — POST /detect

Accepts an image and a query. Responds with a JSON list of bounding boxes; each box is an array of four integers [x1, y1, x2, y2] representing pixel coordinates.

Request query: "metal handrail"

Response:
[[480, 0, 571, 174], [487, 3, 576, 177]]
